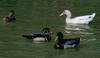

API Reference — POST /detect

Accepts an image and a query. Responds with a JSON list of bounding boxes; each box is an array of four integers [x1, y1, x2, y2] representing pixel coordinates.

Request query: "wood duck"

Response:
[[22, 28, 52, 42]]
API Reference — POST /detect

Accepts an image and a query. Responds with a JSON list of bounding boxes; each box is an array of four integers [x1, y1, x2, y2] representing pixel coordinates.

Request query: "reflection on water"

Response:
[[0, 0, 99, 58], [65, 24, 96, 43], [65, 24, 90, 33]]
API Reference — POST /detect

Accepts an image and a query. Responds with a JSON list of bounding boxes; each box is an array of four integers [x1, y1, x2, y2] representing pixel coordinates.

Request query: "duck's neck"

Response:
[[65, 11, 71, 20], [8, 12, 15, 17], [58, 36, 64, 43]]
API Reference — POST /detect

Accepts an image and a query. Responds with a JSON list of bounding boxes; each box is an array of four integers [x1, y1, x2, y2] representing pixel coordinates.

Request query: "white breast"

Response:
[[33, 37, 46, 42]]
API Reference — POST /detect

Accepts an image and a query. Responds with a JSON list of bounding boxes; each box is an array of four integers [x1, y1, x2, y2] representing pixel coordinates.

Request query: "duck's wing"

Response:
[[72, 13, 96, 22], [64, 37, 80, 45], [72, 15, 91, 21]]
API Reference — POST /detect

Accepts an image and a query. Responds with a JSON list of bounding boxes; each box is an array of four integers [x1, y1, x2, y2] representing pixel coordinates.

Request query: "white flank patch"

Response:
[[33, 37, 45, 42]]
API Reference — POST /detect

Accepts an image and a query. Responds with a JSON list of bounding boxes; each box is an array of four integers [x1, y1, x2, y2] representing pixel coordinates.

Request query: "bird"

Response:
[[54, 32, 80, 49], [22, 27, 52, 42], [3, 10, 16, 22], [59, 10, 96, 24]]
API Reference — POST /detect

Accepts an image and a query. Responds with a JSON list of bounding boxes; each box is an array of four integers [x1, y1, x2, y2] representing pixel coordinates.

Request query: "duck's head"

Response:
[[41, 27, 52, 35], [59, 10, 71, 17], [55, 32, 64, 42], [54, 32, 64, 49], [42, 28, 52, 41]]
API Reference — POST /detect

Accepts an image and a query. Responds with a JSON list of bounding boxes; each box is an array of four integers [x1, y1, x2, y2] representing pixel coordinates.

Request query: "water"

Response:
[[0, 0, 100, 58]]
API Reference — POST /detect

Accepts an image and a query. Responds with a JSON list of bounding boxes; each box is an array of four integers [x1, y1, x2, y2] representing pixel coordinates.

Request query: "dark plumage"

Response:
[[54, 32, 80, 49], [3, 10, 16, 22], [22, 28, 51, 42]]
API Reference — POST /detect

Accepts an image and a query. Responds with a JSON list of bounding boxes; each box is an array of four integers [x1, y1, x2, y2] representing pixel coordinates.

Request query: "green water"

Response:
[[0, 0, 100, 58]]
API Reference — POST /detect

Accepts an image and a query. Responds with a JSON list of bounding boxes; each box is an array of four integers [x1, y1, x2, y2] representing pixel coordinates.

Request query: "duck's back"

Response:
[[64, 38, 80, 48], [67, 13, 96, 24]]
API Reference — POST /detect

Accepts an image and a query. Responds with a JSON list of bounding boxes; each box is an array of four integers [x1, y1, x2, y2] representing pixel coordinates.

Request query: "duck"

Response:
[[22, 27, 52, 42], [59, 10, 96, 24], [3, 10, 16, 22], [54, 32, 80, 49]]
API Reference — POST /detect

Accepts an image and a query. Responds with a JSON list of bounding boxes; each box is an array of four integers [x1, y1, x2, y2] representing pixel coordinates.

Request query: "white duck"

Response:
[[59, 10, 96, 24]]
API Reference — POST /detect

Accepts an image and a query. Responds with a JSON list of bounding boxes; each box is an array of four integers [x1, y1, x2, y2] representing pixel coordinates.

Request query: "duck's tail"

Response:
[[88, 13, 96, 22], [91, 13, 96, 18], [22, 35, 33, 40]]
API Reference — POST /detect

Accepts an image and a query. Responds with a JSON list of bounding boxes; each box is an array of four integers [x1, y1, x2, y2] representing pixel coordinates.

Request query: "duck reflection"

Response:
[[65, 24, 92, 34], [64, 24, 96, 42]]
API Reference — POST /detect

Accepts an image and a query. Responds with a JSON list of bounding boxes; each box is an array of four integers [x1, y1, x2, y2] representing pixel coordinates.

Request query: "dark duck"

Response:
[[3, 10, 16, 22], [22, 28, 52, 42], [54, 32, 80, 49]]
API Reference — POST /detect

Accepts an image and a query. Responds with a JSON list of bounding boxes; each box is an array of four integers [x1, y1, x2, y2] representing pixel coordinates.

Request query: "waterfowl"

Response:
[[3, 10, 16, 22], [22, 28, 51, 42], [54, 32, 80, 49], [59, 10, 96, 24]]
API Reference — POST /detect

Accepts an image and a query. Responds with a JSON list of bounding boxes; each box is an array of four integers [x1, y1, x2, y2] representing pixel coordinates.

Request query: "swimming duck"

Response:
[[54, 32, 80, 49], [59, 10, 96, 24], [3, 10, 16, 22], [22, 28, 52, 42]]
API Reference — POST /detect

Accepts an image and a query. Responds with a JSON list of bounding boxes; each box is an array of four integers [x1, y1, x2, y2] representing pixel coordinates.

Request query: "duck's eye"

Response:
[[43, 30, 48, 33]]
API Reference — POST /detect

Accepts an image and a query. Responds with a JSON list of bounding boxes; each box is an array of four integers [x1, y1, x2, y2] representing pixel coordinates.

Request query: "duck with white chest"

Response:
[[22, 28, 52, 42], [59, 10, 96, 24]]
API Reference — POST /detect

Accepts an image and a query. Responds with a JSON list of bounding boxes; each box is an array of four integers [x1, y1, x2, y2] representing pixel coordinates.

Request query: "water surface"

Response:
[[0, 0, 100, 58]]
